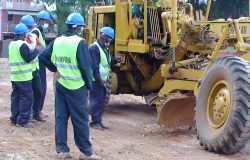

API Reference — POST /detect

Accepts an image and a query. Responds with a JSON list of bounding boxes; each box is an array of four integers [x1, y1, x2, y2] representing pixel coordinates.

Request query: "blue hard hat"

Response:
[[14, 23, 29, 35], [100, 27, 114, 39], [20, 15, 36, 27], [132, 4, 139, 17], [37, 10, 51, 21], [66, 13, 85, 26]]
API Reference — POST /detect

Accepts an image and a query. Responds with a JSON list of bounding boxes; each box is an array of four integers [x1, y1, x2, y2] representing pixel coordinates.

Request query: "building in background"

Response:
[[0, 0, 43, 57]]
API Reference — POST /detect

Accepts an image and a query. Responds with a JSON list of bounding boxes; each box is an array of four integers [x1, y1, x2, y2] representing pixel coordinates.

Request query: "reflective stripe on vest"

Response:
[[26, 33, 39, 71], [92, 41, 111, 81], [9, 40, 33, 81], [32, 27, 46, 47], [51, 35, 85, 90]]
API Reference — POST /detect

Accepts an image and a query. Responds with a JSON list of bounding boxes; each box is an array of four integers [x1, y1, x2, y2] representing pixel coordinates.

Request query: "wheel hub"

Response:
[[207, 80, 231, 129]]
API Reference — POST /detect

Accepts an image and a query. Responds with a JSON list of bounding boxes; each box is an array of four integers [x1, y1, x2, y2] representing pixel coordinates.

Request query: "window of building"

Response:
[[16, 0, 23, 3], [8, 14, 13, 22], [7, 0, 13, 2]]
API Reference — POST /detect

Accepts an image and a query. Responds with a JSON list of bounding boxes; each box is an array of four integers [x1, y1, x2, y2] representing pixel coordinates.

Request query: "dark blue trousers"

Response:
[[38, 63, 46, 112], [10, 80, 33, 125], [32, 70, 43, 117], [90, 81, 106, 124], [55, 82, 93, 156]]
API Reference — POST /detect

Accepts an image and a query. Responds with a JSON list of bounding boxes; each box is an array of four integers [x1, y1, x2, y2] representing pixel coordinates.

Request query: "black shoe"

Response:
[[90, 123, 104, 130], [33, 115, 46, 122], [10, 122, 16, 126], [39, 112, 48, 118], [100, 123, 109, 129], [16, 122, 33, 128], [29, 117, 37, 123]]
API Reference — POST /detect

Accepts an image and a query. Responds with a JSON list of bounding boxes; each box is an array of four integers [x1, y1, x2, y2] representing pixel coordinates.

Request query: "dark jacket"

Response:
[[38, 30, 92, 90], [89, 39, 117, 83]]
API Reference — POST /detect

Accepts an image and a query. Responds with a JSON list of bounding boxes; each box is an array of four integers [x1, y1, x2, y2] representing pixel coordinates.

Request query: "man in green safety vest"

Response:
[[31, 10, 51, 119], [20, 15, 45, 122], [9, 23, 40, 128], [39, 13, 101, 160], [89, 27, 122, 130]]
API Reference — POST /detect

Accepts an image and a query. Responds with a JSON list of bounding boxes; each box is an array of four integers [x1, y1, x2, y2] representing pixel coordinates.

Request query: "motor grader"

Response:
[[85, 0, 250, 154]]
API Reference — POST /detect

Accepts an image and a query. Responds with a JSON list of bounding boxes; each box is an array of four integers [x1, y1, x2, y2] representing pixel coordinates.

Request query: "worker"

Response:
[[39, 13, 101, 159], [31, 10, 51, 119], [89, 27, 122, 130], [20, 15, 45, 122], [9, 23, 40, 128]]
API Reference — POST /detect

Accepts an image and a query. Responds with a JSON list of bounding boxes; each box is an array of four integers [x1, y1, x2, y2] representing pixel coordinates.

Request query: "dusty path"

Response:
[[0, 58, 250, 160]]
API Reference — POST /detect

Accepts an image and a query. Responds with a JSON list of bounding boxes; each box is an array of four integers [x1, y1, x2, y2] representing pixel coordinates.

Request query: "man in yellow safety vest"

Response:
[[89, 27, 122, 130], [39, 12, 101, 160], [9, 23, 40, 128], [31, 10, 51, 119]]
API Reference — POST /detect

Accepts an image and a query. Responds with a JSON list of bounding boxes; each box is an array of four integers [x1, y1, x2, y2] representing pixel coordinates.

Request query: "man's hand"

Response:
[[53, 71, 60, 80], [98, 80, 106, 88], [36, 45, 44, 52], [115, 54, 122, 63]]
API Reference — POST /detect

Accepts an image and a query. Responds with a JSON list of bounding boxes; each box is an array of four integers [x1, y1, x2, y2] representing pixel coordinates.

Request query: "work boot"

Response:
[[57, 152, 72, 159], [90, 123, 104, 130], [40, 112, 48, 118], [16, 122, 33, 128], [10, 122, 16, 126], [79, 153, 101, 160], [100, 123, 109, 129], [33, 115, 46, 122], [29, 117, 37, 123]]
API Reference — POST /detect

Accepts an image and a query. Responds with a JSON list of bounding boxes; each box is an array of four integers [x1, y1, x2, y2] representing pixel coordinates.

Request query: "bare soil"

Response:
[[0, 58, 250, 160]]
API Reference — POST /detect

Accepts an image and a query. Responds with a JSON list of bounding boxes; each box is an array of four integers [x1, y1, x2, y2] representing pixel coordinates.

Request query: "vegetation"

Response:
[[187, 0, 249, 20], [34, 0, 96, 34], [34, 0, 249, 33]]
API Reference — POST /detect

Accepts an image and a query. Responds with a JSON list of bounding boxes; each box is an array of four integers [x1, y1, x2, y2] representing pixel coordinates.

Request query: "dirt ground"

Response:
[[0, 58, 250, 160]]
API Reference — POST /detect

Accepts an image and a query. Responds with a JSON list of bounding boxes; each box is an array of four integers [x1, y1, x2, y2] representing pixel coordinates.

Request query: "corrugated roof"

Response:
[[7, 10, 39, 16]]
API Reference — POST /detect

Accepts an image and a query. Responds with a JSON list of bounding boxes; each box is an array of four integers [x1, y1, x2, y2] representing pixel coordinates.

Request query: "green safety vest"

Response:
[[51, 35, 85, 90], [9, 40, 33, 81], [32, 27, 46, 47], [149, 0, 161, 8], [156, 1, 161, 8], [27, 33, 39, 71], [93, 41, 111, 81]]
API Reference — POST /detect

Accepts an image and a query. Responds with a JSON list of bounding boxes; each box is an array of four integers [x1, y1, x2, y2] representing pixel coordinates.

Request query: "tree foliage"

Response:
[[34, 0, 249, 34], [34, 0, 95, 34], [187, 0, 249, 20], [210, 0, 249, 19]]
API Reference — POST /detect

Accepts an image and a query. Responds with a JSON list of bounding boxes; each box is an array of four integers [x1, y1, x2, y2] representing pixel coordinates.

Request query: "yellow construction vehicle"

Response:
[[86, 0, 250, 154]]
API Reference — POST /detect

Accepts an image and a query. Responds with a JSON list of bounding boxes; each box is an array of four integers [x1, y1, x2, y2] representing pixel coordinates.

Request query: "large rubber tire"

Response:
[[196, 56, 250, 154]]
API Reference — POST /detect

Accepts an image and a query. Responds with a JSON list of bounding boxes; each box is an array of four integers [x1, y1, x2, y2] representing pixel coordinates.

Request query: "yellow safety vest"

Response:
[[9, 40, 33, 81], [51, 35, 85, 90], [92, 41, 111, 81], [26, 33, 39, 71], [32, 27, 46, 46]]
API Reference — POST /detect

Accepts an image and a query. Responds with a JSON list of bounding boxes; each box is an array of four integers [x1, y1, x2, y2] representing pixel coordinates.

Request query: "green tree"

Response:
[[34, 0, 95, 34], [186, 0, 249, 20], [210, 0, 248, 19]]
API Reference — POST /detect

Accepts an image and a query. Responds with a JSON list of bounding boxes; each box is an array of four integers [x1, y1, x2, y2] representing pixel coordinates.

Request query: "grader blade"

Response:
[[159, 96, 196, 128]]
